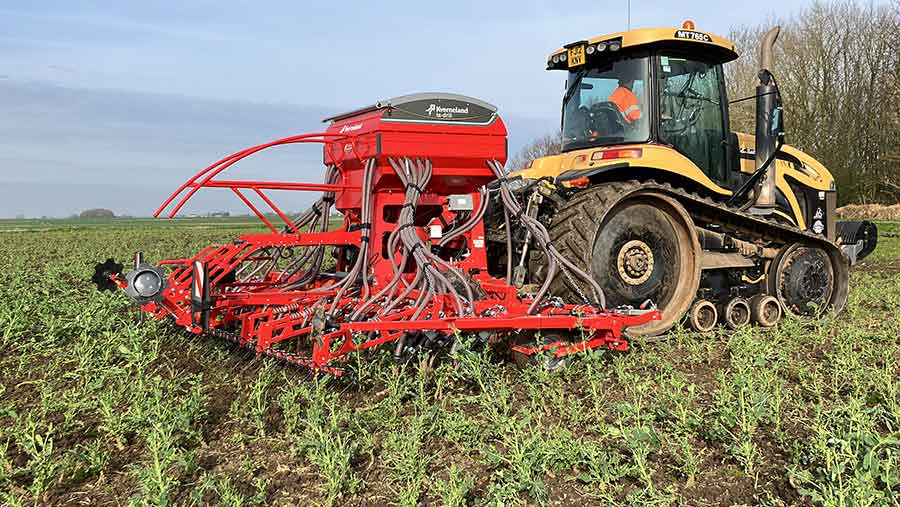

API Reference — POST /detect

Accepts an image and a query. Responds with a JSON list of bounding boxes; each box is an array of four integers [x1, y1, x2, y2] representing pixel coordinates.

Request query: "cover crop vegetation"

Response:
[[1, 220, 899, 506]]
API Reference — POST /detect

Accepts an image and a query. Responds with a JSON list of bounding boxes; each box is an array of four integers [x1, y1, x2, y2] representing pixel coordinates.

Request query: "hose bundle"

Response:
[[487, 160, 606, 312], [236, 156, 607, 330], [355, 157, 476, 321]]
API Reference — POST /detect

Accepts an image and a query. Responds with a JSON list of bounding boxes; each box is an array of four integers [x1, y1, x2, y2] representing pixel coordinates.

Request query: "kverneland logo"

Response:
[[425, 103, 469, 117]]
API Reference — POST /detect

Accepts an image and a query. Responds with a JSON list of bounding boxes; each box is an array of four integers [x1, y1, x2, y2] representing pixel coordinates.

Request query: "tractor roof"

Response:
[[547, 26, 739, 70]]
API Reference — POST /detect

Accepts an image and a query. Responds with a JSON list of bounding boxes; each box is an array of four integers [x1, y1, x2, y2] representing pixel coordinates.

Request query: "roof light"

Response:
[[552, 54, 560, 63], [591, 148, 643, 161], [559, 52, 567, 61], [609, 41, 621, 51], [586, 45, 595, 55], [683, 20, 696, 30], [596, 42, 607, 52]]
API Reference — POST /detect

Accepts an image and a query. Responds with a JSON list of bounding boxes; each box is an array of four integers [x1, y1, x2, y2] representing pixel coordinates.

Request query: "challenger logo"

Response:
[[674, 30, 712, 42], [812, 207, 825, 234], [425, 103, 470, 119]]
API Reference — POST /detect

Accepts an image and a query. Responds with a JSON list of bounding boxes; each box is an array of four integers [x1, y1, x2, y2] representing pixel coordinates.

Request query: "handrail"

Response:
[[188, 180, 350, 192], [154, 132, 353, 219]]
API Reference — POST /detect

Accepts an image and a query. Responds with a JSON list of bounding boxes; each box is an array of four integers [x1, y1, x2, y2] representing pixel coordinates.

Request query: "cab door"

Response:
[[656, 54, 730, 187]]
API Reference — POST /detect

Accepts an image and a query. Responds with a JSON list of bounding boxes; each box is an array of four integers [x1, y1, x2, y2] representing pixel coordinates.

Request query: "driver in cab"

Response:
[[608, 79, 642, 124]]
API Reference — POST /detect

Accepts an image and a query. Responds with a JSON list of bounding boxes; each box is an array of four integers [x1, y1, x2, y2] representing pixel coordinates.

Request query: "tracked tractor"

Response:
[[490, 21, 877, 335]]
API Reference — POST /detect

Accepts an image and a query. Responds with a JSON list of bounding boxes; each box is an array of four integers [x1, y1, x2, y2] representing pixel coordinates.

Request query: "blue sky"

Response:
[[0, 0, 842, 217]]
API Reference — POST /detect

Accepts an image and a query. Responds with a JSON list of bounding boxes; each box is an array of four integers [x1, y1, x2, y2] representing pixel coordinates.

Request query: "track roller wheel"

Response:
[[721, 297, 751, 330], [749, 294, 782, 327], [546, 183, 700, 336], [688, 300, 718, 333]]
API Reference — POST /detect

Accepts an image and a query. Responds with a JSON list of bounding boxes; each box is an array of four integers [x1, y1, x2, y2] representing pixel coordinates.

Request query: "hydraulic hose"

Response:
[[327, 158, 376, 315], [487, 160, 606, 312]]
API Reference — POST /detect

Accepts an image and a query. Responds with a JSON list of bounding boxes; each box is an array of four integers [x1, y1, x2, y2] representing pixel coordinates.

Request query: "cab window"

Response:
[[657, 55, 728, 183], [562, 54, 651, 151]]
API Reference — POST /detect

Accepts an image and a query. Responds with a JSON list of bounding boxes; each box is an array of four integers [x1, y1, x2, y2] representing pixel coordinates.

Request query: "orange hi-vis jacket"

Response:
[[609, 86, 642, 124]]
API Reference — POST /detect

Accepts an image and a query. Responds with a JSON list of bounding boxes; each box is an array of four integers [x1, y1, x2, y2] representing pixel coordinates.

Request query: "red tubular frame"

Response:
[[154, 133, 351, 223]]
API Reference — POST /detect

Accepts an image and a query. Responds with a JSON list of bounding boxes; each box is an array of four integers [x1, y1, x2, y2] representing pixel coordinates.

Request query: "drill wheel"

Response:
[[510, 332, 569, 372]]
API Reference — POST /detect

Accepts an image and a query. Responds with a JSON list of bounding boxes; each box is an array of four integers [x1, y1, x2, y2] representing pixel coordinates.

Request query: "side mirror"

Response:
[[771, 106, 786, 141]]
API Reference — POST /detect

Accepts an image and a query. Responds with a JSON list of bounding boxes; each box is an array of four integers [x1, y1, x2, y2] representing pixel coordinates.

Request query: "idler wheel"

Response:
[[688, 300, 718, 333], [770, 243, 835, 316]]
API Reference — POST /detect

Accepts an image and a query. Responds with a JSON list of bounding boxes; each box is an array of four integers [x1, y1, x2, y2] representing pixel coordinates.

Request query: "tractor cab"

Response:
[[547, 23, 740, 187]]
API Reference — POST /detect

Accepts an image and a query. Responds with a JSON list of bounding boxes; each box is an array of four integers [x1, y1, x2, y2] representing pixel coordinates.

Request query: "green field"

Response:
[[0, 216, 269, 233], [1, 219, 899, 506]]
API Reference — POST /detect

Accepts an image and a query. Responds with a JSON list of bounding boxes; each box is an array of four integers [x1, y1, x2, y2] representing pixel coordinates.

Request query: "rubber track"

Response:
[[544, 179, 850, 313], [544, 182, 638, 299]]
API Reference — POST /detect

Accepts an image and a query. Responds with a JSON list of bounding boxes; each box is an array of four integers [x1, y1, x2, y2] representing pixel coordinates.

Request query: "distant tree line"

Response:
[[79, 208, 115, 218], [727, 0, 900, 205], [508, 133, 562, 171], [509, 1, 900, 205]]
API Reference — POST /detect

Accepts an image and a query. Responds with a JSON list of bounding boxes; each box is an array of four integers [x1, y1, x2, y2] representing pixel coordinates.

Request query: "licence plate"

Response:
[[567, 45, 586, 67]]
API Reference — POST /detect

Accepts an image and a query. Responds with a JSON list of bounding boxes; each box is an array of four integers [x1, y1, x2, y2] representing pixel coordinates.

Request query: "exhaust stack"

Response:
[[751, 26, 781, 212]]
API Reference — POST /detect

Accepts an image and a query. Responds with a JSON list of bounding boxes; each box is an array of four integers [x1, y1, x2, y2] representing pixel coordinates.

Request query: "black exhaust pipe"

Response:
[[751, 26, 782, 213]]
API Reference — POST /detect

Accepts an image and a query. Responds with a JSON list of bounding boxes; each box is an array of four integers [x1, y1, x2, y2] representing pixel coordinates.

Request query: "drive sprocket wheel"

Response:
[[545, 183, 700, 336], [769, 243, 836, 316]]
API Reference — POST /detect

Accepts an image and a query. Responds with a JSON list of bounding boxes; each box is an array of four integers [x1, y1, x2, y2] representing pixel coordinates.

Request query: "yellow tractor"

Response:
[[490, 21, 876, 335]]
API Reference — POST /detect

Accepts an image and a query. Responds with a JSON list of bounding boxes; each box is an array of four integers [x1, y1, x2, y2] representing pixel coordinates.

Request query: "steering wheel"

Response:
[[580, 101, 628, 139], [662, 106, 702, 135], [563, 105, 593, 142], [592, 102, 628, 130]]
